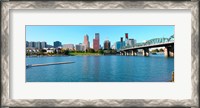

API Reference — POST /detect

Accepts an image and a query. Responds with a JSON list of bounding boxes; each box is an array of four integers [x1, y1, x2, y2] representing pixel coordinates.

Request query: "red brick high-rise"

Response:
[[93, 33, 100, 51], [83, 34, 90, 49]]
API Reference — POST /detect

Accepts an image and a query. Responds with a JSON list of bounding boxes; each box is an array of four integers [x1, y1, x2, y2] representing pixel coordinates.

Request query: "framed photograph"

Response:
[[1, 0, 199, 107]]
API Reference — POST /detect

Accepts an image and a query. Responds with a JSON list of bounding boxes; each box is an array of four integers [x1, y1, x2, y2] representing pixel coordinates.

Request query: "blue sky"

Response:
[[26, 25, 174, 47]]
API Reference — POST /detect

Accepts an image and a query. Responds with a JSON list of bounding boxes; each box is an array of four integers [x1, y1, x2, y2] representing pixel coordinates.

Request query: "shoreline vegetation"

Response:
[[26, 48, 164, 57], [26, 49, 117, 57]]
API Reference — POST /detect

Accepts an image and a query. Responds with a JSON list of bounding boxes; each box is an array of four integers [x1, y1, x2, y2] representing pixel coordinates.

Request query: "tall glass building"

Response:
[[114, 41, 125, 52], [54, 41, 62, 48]]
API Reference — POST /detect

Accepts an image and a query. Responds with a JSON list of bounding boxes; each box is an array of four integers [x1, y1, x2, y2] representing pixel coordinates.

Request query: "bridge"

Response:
[[119, 35, 174, 57]]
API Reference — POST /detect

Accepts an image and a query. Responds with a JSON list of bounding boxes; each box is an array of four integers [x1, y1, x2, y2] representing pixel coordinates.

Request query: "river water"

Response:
[[26, 54, 174, 82]]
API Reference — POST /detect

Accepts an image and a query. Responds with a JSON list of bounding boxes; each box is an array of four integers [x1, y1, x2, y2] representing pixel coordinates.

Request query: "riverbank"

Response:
[[70, 52, 102, 56], [26, 51, 117, 57], [26, 53, 104, 57]]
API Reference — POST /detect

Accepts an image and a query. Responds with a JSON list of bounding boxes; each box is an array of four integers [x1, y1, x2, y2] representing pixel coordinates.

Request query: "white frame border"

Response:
[[1, 1, 199, 107]]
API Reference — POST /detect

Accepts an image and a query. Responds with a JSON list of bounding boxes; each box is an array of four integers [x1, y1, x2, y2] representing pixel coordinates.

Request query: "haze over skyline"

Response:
[[26, 25, 174, 47]]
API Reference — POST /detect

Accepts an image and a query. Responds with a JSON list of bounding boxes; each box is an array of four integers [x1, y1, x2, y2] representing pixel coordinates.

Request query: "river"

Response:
[[26, 54, 174, 82]]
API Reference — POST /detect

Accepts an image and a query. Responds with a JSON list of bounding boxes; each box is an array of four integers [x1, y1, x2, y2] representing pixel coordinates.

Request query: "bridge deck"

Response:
[[121, 42, 174, 51]]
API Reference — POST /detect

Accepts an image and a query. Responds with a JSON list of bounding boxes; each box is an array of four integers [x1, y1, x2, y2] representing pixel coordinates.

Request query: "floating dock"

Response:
[[26, 61, 75, 68]]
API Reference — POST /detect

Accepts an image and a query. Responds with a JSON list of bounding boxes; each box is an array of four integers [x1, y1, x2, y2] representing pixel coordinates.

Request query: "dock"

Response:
[[26, 61, 75, 68]]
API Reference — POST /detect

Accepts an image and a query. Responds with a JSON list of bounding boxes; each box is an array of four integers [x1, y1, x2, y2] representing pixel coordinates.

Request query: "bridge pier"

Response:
[[164, 45, 174, 57], [128, 51, 132, 56], [126, 51, 129, 56], [124, 51, 127, 56], [126, 51, 130, 56], [120, 51, 124, 55], [131, 50, 137, 56], [142, 48, 149, 56]]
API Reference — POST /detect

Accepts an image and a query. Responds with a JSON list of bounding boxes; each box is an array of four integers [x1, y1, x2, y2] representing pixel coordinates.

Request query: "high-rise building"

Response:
[[54, 41, 62, 48], [120, 37, 123, 42], [75, 45, 81, 51], [127, 39, 135, 47], [27, 41, 48, 49], [134, 39, 137, 46], [28, 41, 36, 48], [75, 43, 85, 51], [63, 44, 74, 50], [125, 33, 129, 46], [35, 41, 41, 49], [83, 34, 90, 49], [41, 41, 47, 49], [93, 33, 100, 51], [26, 41, 29, 47], [95, 33, 99, 39], [113, 41, 126, 51], [104, 40, 111, 50], [114, 41, 120, 51], [125, 33, 128, 39]]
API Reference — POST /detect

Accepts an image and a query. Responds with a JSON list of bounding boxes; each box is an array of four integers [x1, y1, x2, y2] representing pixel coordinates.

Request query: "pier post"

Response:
[[131, 50, 137, 56], [142, 48, 149, 56], [164, 45, 174, 57], [134, 52, 137, 56], [131, 50, 134, 56]]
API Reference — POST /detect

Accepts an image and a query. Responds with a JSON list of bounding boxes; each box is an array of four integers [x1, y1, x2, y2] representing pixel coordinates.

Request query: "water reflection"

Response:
[[26, 55, 174, 82], [93, 56, 100, 81]]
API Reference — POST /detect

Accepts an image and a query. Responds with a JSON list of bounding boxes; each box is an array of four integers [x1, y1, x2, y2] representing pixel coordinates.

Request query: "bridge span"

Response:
[[119, 35, 174, 57]]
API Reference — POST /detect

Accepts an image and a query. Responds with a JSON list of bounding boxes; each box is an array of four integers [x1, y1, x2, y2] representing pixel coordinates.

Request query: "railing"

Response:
[[120, 35, 174, 50]]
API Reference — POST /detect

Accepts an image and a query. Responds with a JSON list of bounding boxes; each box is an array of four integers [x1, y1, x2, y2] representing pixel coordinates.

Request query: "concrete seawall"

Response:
[[27, 61, 74, 68]]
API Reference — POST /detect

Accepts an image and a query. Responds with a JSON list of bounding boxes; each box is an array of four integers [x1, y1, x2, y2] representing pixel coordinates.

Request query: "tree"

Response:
[[111, 49, 117, 54], [88, 48, 95, 53], [155, 49, 159, 52], [64, 50, 69, 55], [54, 49, 57, 54], [61, 49, 65, 54], [159, 48, 164, 52], [26, 52, 31, 56], [98, 49, 104, 54], [151, 49, 158, 53], [41, 49, 47, 53]]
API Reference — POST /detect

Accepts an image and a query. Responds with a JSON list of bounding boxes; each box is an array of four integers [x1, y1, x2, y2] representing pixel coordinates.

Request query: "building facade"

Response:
[[35, 42, 41, 49], [63, 44, 74, 50], [54, 41, 62, 48], [26, 41, 29, 47], [93, 33, 100, 51], [113, 41, 126, 51], [127, 39, 135, 47], [83, 34, 90, 49], [75, 43, 85, 51], [28, 41, 36, 48], [41, 41, 47, 49], [104, 40, 111, 50]]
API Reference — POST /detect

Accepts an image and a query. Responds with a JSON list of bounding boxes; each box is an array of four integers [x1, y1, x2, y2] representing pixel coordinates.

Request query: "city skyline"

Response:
[[26, 25, 174, 47]]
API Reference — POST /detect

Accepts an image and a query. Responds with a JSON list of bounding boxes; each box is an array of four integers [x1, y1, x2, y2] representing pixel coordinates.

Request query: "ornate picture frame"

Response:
[[1, 0, 199, 107]]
